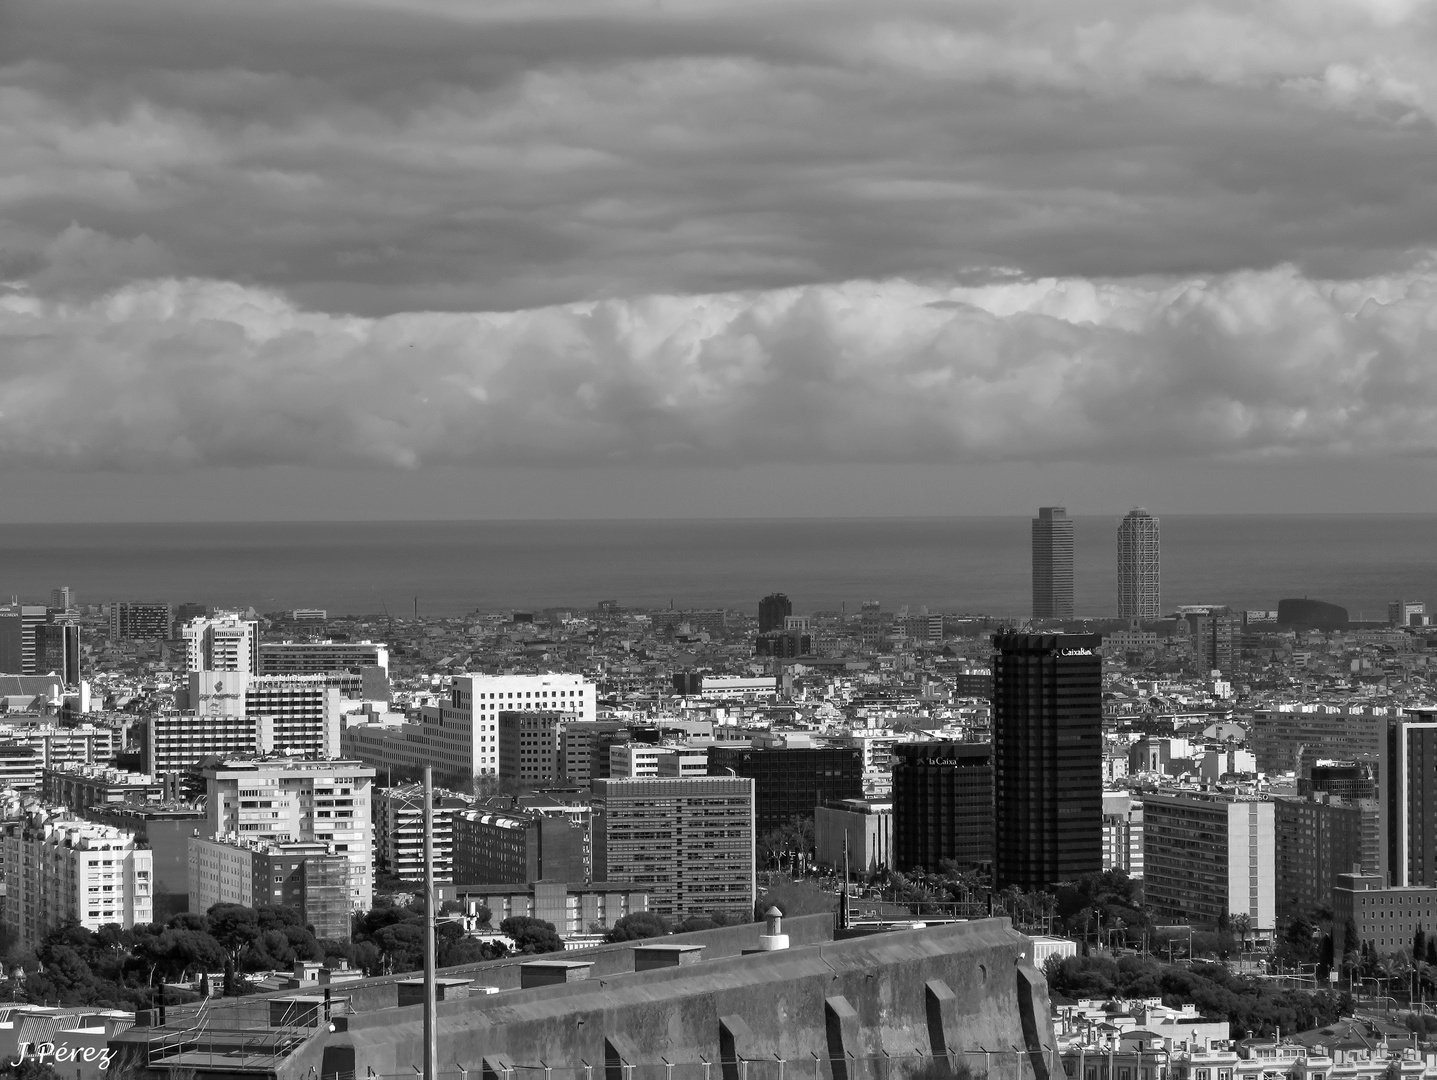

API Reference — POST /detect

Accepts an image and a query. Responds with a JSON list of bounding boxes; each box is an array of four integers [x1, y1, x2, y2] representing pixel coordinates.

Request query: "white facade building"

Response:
[[341, 673, 595, 784], [203, 757, 375, 911], [1, 815, 153, 946], [182, 614, 259, 673]]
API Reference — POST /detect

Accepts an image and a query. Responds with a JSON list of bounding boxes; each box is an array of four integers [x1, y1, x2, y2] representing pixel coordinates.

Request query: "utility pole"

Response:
[[424, 766, 437, 1080]]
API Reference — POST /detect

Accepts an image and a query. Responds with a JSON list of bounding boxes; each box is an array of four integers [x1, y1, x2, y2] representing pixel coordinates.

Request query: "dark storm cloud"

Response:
[[4, 0, 1437, 313]]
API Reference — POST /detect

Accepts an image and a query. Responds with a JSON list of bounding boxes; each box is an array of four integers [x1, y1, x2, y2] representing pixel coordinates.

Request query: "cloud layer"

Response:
[[4, 0, 1437, 315], [4, 261, 1436, 470], [4, 0, 1437, 484]]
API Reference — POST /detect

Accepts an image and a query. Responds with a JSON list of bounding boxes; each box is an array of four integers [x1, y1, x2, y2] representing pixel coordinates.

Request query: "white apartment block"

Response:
[[147, 673, 344, 774], [203, 758, 375, 911], [182, 614, 259, 673], [1, 815, 153, 946], [1144, 792, 1274, 933], [609, 744, 709, 778], [342, 673, 595, 785]]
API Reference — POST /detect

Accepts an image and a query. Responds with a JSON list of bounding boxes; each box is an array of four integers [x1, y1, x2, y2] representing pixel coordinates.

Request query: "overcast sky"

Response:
[[3, 0, 1437, 520]]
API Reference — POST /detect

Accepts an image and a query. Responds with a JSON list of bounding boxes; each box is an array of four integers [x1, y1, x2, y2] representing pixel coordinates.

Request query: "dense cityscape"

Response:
[[0, 508, 1433, 1079]]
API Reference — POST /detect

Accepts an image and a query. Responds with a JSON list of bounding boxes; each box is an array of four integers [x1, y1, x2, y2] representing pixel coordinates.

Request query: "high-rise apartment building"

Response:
[[189, 837, 351, 940], [1031, 507, 1075, 620], [591, 775, 754, 918], [183, 613, 259, 673], [1102, 791, 1144, 879], [49, 587, 73, 612], [1143, 792, 1275, 933], [1189, 610, 1242, 675], [373, 785, 462, 884], [707, 745, 863, 834], [203, 757, 375, 911], [108, 602, 174, 642], [892, 742, 993, 874], [1, 815, 153, 946], [991, 632, 1102, 890], [1116, 508, 1160, 620], [758, 594, 793, 634]]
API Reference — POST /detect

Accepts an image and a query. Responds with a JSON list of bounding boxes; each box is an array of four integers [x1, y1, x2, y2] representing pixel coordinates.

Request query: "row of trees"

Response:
[[1044, 953, 1353, 1039], [8, 899, 575, 1009]]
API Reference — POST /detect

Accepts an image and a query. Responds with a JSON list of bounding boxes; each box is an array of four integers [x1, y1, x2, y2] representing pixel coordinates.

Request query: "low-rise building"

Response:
[[439, 880, 647, 934], [814, 799, 892, 877]]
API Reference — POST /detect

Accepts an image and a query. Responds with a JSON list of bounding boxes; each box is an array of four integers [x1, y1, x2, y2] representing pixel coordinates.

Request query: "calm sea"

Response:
[[0, 516, 1430, 619]]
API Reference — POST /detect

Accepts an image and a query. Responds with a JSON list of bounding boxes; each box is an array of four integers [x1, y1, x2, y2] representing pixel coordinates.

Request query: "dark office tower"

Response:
[[892, 742, 993, 874], [707, 745, 863, 835], [35, 623, 80, 685], [0, 606, 48, 675], [1116, 508, 1160, 620], [758, 593, 792, 634], [1381, 712, 1437, 886], [991, 632, 1102, 891], [1031, 507, 1074, 620]]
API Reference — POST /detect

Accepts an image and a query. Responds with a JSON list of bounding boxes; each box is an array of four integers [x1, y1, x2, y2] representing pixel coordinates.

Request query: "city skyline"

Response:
[[4, 2, 1437, 520]]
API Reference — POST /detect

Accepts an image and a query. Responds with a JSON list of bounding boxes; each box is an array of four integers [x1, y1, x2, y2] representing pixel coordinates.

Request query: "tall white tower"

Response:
[[1117, 508, 1160, 620]]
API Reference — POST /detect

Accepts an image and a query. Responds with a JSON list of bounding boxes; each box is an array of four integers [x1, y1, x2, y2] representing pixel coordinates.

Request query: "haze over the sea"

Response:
[[3, 515, 1430, 619]]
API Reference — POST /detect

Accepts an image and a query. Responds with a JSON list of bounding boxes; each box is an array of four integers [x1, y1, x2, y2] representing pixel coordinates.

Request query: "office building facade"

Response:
[[707, 745, 863, 835], [1031, 506, 1075, 620], [259, 641, 390, 678], [34, 623, 80, 685], [592, 775, 754, 918], [342, 673, 596, 785], [892, 743, 993, 874], [1383, 715, 1437, 887], [203, 758, 375, 911], [991, 633, 1102, 890], [498, 711, 570, 786], [0, 606, 49, 675], [109, 602, 173, 642], [1117, 508, 1160, 620], [1249, 704, 1395, 776], [1303, 760, 1381, 874], [559, 721, 631, 783], [1143, 792, 1275, 932], [758, 593, 793, 634], [1333, 872, 1437, 956], [814, 799, 892, 877]]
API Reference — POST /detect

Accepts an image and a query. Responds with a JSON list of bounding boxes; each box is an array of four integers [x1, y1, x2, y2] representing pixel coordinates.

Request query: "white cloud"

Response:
[[3, 260, 1437, 472]]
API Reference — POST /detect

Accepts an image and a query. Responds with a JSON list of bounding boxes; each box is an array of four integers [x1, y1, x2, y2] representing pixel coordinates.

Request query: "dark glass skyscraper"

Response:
[[1031, 506, 1074, 620], [893, 742, 993, 874], [992, 632, 1102, 891], [758, 593, 792, 634]]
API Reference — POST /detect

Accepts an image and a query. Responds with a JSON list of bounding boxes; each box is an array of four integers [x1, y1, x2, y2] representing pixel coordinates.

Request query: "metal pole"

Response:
[[424, 766, 438, 1080]]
